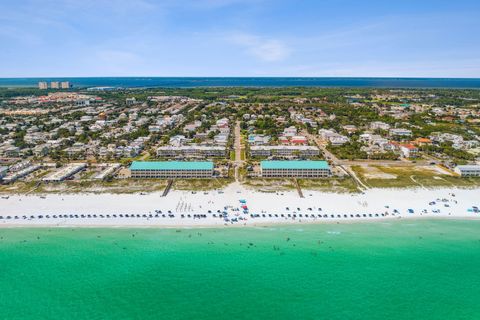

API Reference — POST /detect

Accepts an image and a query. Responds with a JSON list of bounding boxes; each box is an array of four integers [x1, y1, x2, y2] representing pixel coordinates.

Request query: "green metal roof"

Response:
[[130, 161, 213, 171], [261, 160, 330, 170]]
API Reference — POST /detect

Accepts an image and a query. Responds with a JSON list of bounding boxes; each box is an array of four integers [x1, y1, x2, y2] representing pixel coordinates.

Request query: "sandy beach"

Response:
[[0, 183, 478, 227]]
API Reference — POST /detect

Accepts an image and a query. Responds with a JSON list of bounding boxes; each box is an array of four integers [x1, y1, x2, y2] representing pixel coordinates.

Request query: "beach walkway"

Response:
[[162, 180, 174, 197], [234, 120, 244, 182], [293, 178, 304, 198]]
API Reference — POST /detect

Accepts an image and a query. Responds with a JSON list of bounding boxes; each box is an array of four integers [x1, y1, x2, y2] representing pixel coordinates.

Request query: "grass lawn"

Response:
[[0, 181, 40, 194], [298, 177, 360, 193], [242, 177, 359, 193], [352, 165, 480, 189], [415, 175, 480, 188], [0, 179, 169, 195], [79, 170, 97, 180]]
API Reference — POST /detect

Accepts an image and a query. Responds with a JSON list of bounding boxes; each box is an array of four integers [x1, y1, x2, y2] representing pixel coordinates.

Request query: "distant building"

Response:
[[50, 81, 60, 89], [250, 146, 320, 158], [156, 145, 226, 158], [359, 133, 389, 147], [279, 136, 290, 144], [291, 136, 308, 145], [413, 138, 432, 146], [38, 81, 48, 90], [126, 97, 136, 106], [318, 129, 349, 145], [183, 121, 202, 133], [283, 126, 297, 137], [61, 81, 70, 89], [169, 135, 187, 147], [149, 125, 164, 133], [0, 166, 8, 180], [1, 146, 20, 157], [130, 161, 214, 179], [342, 125, 358, 134], [389, 128, 412, 137], [370, 121, 391, 131], [213, 133, 229, 145], [260, 160, 331, 178], [454, 165, 480, 177], [64, 143, 87, 158], [399, 144, 419, 158], [33, 145, 49, 157], [329, 135, 350, 146], [77, 99, 90, 106], [216, 118, 229, 128], [430, 133, 463, 145], [248, 134, 270, 146]]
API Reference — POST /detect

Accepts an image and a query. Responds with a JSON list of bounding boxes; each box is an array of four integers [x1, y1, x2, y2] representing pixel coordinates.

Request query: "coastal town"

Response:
[[0, 83, 479, 197], [4, 1, 480, 319]]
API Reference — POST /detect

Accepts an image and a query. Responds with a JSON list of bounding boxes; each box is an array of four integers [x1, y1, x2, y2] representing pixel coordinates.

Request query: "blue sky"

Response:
[[0, 0, 479, 77]]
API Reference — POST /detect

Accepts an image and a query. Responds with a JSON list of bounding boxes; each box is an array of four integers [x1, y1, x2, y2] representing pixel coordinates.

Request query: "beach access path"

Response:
[[234, 120, 244, 182]]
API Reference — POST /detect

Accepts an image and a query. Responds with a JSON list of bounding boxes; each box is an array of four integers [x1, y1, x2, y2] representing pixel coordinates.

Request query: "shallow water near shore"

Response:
[[1, 220, 480, 319]]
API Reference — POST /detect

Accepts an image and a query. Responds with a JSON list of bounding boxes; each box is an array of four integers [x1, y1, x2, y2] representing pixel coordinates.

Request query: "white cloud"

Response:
[[230, 33, 291, 62]]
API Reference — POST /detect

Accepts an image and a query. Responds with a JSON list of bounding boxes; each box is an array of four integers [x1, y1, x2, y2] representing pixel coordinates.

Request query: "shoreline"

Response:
[[2, 216, 480, 229], [0, 184, 478, 228]]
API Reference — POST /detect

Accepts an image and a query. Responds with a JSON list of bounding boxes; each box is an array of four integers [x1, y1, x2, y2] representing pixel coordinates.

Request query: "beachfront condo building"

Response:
[[42, 163, 87, 182], [130, 161, 214, 179], [50, 81, 60, 89], [2, 164, 42, 184], [38, 81, 48, 89], [454, 165, 480, 177], [260, 160, 331, 178]]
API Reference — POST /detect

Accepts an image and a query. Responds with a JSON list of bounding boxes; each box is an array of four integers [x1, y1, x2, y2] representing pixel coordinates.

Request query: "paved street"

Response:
[[234, 121, 244, 181]]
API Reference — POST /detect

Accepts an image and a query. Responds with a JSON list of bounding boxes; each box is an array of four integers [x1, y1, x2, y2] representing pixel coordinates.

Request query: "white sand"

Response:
[[0, 183, 479, 227]]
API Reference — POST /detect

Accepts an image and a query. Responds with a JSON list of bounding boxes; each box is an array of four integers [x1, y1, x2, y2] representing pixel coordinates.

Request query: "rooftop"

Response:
[[130, 161, 214, 171], [400, 144, 417, 150], [455, 165, 480, 170], [251, 145, 319, 150], [157, 145, 225, 150], [261, 160, 330, 170]]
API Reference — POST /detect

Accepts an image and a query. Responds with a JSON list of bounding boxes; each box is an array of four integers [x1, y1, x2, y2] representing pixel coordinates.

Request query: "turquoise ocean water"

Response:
[[1, 220, 480, 319]]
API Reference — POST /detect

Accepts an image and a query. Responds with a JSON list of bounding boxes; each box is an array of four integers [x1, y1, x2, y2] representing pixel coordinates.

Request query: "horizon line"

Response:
[[1, 76, 480, 80]]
